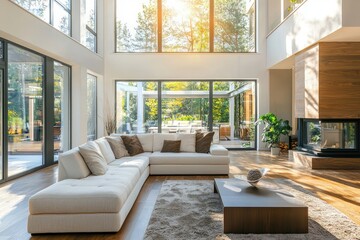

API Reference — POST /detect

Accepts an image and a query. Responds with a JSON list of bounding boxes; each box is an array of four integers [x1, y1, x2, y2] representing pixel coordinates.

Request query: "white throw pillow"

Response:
[[137, 134, 154, 152], [78, 141, 108, 175], [176, 133, 196, 152], [95, 138, 116, 164], [106, 136, 129, 159], [153, 133, 177, 152]]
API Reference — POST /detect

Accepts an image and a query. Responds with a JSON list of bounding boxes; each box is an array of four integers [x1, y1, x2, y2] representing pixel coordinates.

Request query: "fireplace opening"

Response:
[[298, 119, 360, 157]]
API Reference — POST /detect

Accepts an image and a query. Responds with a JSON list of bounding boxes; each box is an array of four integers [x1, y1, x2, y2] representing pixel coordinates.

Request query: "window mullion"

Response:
[[210, 0, 214, 53], [158, 0, 162, 53]]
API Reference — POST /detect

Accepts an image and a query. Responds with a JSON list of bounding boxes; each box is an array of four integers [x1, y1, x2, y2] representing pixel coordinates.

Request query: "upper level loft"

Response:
[[266, 0, 360, 69]]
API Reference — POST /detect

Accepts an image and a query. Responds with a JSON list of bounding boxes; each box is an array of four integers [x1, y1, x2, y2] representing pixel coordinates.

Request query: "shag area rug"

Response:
[[144, 179, 360, 240]]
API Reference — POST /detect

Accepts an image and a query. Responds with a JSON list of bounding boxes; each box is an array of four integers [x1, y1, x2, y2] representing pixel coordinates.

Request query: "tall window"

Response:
[[87, 74, 97, 141], [7, 44, 45, 177], [84, 0, 97, 52], [54, 62, 70, 160], [116, 0, 158, 52], [115, 0, 256, 52], [12, 0, 72, 36], [115, 80, 256, 149], [0, 68, 3, 181]]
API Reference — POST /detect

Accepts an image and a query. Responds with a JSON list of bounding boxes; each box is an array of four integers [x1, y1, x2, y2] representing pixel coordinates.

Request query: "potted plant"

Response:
[[255, 113, 292, 155]]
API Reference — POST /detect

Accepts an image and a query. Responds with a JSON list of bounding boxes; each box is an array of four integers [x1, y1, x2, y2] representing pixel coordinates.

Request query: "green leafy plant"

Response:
[[255, 113, 292, 148]]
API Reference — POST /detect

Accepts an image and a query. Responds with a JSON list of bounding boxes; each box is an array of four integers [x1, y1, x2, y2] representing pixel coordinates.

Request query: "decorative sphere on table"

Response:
[[247, 169, 262, 182]]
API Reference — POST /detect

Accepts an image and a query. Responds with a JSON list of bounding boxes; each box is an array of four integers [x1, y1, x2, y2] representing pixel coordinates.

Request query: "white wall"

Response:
[[267, 0, 343, 68], [103, 0, 270, 149], [0, 1, 105, 147]]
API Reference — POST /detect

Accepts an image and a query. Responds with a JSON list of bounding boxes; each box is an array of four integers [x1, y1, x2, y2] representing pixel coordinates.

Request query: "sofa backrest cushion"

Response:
[[121, 135, 145, 156], [106, 136, 129, 158], [153, 133, 177, 152], [196, 131, 215, 153], [58, 147, 90, 181], [78, 141, 108, 175], [137, 134, 154, 152], [95, 138, 116, 163], [176, 133, 196, 152]]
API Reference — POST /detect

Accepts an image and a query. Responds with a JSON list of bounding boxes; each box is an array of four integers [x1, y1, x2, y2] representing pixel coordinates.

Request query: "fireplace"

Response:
[[298, 119, 360, 157]]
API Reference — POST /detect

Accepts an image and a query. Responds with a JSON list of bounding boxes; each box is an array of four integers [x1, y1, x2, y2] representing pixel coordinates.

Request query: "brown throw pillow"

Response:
[[196, 131, 215, 153], [121, 135, 144, 156], [161, 140, 181, 153]]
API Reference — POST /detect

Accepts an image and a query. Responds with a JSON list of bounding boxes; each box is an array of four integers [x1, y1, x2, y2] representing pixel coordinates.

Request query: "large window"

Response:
[[115, 80, 256, 149], [7, 44, 45, 177], [83, 0, 97, 52], [0, 39, 71, 183], [87, 74, 97, 141], [54, 62, 71, 160], [115, 0, 256, 52], [116, 0, 158, 52], [12, 0, 72, 36]]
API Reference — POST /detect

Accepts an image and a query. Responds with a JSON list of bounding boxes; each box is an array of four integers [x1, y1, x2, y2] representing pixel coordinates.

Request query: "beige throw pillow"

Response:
[[78, 141, 108, 175], [106, 136, 129, 159]]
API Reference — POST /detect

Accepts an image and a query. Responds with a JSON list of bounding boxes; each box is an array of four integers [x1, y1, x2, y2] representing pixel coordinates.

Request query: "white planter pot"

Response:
[[271, 147, 281, 156]]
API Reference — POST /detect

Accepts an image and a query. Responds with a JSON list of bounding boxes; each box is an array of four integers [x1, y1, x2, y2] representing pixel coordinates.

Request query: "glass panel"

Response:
[[54, 62, 70, 161], [214, 0, 256, 52], [213, 81, 256, 148], [0, 69, 3, 180], [86, 0, 96, 32], [7, 44, 44, 177], [116, 0, 157, 52], [116, 82, 158, 134], [304, 121, 357, 150], [87, 74, 97, 141], [284, 0, 304, 18], [161, 82, 209, 133], [53, 1, 71, 36], [162, 0, 209, 52], [55, 0, 71, 10], [85, 30, 96, 52], [12, 0, 50, 23], [0, 41, 3, 60]]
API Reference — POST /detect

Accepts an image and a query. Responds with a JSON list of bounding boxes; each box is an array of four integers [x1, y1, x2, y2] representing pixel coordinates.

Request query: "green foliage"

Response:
[[255, 113, 292, 148]]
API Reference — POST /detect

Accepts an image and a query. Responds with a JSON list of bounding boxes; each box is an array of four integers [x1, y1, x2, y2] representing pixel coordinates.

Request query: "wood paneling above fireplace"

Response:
[[295, 42, 360, 119]]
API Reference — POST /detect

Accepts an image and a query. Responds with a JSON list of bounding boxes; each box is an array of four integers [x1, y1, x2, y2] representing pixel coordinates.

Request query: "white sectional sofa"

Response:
[[28, 133, 229, 234]]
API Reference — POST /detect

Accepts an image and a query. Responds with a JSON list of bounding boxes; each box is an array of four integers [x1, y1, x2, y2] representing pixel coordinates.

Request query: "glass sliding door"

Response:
[[116, 81, 158, 134], [87, 74, 97, 141], [0, 68, 3, 181], [7, 44, 44, 177], [213, 81, 256, 149], [54, 62, 70, 160], [161, 81, 209, 134]]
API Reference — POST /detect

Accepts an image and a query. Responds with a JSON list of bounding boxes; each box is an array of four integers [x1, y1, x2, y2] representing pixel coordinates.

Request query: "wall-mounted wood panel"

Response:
[[294, 42, 360, 119], [294, 44, 319, 118], [319, 42, 360, 119]]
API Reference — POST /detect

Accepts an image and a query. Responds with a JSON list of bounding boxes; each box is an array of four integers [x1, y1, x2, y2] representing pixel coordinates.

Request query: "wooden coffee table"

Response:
[[214, 178, 308, 234]]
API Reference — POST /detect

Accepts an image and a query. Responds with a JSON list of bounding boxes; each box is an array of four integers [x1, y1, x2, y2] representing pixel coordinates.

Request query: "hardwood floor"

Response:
[[0, 151, 359, 240]]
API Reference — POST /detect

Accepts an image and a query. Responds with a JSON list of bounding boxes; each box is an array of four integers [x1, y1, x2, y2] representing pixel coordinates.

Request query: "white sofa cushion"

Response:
[[29, 167, 140, 215], [149, 152, 229, 165], [153, 133, 177, 152], [137, 134, 153, 152], [95, 138, 116, 164], [210, 144, 229, 156], [106, 136, 129, 158], [58, 147, 90, 181], [176, 133, 195, 152], [78, 141, 108, 175], [109, 157, 149, 175]]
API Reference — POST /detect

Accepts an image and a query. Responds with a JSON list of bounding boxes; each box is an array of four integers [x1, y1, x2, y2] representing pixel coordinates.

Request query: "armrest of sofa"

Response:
[[210, 144, 228, 156]]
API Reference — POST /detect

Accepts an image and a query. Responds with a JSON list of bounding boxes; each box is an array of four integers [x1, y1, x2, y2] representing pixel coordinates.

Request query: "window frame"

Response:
[[114, 0, 257, 53], [84, 0, 98, 52]]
